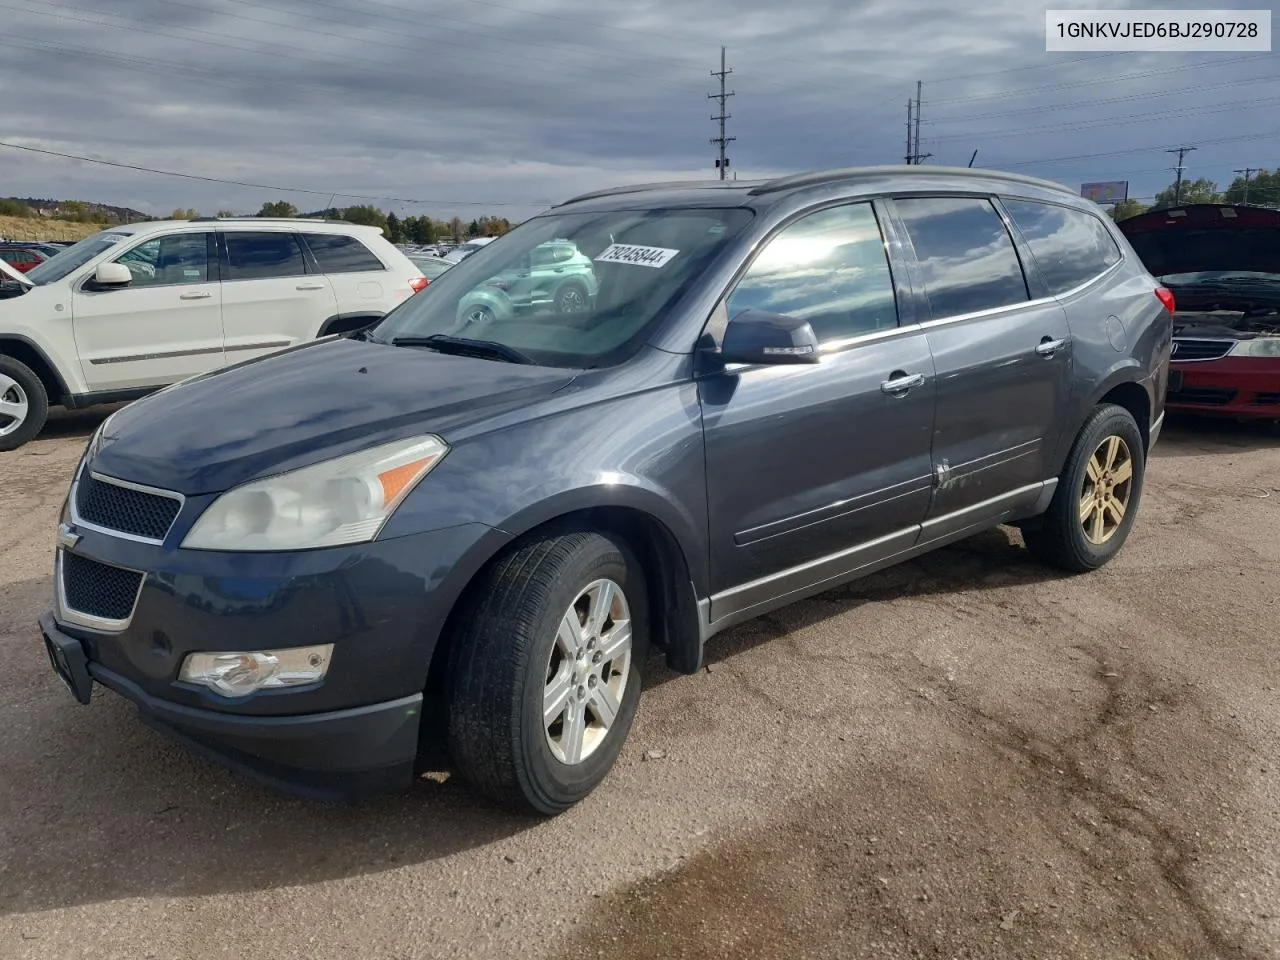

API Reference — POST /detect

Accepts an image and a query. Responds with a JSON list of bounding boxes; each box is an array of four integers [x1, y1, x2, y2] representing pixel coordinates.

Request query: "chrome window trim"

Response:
[[54, 548, 146, 633], [69, 470, 186, 545]]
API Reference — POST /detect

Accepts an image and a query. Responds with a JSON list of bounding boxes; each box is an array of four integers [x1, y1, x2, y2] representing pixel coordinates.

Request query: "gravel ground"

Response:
[[1, 407, 1277, 960]]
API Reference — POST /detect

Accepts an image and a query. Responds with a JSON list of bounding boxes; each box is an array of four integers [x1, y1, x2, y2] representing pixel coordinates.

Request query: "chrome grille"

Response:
[[60, 551, 143, 623], [75, 473, 182, 541], [1171, 338, 1233, 362]]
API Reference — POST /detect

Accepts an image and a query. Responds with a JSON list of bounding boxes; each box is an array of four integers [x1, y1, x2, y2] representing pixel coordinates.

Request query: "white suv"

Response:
[[0, 217, 427, 450]]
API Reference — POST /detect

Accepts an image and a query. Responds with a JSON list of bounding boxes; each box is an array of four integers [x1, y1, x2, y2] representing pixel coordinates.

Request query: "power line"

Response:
[[929, 71, 1280, 124], [1234, 167, 1259, 202], [927, 52, 1131, 83], [927, 94, 1280, 144], [710, 46, 735, 180], [926, 53, 1271, 105], [0, 140, 540, 208], [989, 130, 1280, 170]]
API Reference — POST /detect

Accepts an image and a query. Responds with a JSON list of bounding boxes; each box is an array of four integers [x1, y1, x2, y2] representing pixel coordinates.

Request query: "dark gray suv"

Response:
[[40, 166, 1172, 815]]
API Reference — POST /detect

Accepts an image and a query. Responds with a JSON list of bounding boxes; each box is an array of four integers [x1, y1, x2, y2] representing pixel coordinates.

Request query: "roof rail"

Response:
[[748, 165, 1071, 197], [188, 216, 352, 224], [556, 179, 743, 206]]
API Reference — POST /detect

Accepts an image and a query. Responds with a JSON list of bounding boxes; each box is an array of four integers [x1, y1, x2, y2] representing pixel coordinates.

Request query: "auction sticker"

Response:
[[594, 244, 679, 268]]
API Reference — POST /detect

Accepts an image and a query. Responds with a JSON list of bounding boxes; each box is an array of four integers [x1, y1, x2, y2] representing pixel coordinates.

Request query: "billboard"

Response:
[[1080, 181, 1129, 204]]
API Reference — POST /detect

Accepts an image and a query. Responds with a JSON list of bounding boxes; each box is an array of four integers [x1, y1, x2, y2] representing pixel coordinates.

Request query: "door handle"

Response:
[[179, 291, 212, 300], [880, 372, 925, 395], [296, 283, 325, 291], [1036, 336, 1069, 357]]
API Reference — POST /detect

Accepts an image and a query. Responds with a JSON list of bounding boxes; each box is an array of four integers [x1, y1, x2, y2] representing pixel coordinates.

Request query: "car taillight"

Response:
[[1155, 286, 1175, 315], [408, 277, 429, 293]]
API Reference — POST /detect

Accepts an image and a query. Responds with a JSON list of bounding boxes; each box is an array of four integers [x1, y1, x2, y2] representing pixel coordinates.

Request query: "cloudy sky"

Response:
[[0, 0, 1275, 220]]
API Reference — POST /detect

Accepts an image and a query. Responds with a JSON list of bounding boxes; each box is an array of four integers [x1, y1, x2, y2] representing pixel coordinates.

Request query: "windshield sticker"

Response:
[[594, 244, 680, 268]]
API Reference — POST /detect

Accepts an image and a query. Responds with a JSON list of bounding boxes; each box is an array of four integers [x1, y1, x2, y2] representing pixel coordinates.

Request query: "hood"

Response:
[[0, 256, 32, 286], [93, 337, 577, 494], [1118, 204, 1280, 279]]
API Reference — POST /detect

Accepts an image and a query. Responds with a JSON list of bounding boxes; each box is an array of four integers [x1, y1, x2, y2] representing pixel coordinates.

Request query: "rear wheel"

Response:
[[0, 355, 48, 452], [446, 532, 648, 815], [1023, 403, 1145, 572], [554, 281, 589, 314]]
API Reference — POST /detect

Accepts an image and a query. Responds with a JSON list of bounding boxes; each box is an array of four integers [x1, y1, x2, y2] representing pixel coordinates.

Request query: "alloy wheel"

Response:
[[1079, 434, 1133, 545], [0, 374, 29, 439], [543, 578, 632, 765]]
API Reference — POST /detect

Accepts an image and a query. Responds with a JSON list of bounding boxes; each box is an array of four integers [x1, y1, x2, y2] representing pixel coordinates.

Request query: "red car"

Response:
[[1119, 204, 1280, 421], [0, 245, 49, 273]]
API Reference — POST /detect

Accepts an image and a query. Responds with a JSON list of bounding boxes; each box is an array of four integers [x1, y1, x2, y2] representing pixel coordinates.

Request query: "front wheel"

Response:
[[0, 355, 49, 452], [1023, 403, 1146, 572], [446, 532, 648, 815]]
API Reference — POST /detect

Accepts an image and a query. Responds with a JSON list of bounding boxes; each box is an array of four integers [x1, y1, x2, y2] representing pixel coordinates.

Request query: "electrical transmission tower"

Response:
[[1167, 146, 1196, 204], [1234, 167, 1258, 203], [904, 81, 930, 164], [709, 46, 735, 180]]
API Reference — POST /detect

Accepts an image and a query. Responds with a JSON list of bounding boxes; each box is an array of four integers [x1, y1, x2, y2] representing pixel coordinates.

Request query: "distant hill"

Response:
[[5, 197, 150, 224]]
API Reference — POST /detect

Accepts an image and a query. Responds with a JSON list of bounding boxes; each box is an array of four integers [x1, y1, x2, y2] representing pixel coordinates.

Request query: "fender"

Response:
[[0, 333, 72, 402]]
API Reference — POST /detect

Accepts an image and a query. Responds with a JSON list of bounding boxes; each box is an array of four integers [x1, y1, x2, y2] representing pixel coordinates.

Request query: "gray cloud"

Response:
[[0, 0, 1272, 220]]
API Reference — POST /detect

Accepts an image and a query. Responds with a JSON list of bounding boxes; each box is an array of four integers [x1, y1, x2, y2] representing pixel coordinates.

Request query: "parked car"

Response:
[[0, 217, 427, 449], [39, 166, 1170, 815], [408, 254, 454, 282], [442, 237, 497, 263], [0, 244, 50, 273], [1118, 203, 1280, 420], [457, 238, 597, 322]]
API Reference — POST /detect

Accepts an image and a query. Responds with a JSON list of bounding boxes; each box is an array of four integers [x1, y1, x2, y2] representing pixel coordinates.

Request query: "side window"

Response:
[[725, 202, 899, 343], [1002, 199, 1122, 296], [301, 233, 385, 274], [894, 196, 1029, 320], [114, 233, 210, 287], [224, 232, 307, 280]]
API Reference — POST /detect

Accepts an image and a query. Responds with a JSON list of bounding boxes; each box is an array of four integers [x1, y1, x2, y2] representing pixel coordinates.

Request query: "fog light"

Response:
[[179, 644, 334, 696]]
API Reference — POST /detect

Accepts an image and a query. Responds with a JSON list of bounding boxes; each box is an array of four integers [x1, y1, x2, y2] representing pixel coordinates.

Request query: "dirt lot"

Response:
[[2, 408, 1277, 960]]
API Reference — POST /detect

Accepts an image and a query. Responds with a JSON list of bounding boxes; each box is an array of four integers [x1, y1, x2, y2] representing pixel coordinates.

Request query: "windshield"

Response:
[[25, 230, 135, 284], [371, 207, 752, 368]]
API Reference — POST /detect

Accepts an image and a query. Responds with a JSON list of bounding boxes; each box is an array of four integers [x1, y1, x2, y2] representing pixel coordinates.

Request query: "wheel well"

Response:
[[1099, 381, 1151, 452], [317, 315, 380, 338], [0, 338, 68, 404], [418, 506, 704, 757]]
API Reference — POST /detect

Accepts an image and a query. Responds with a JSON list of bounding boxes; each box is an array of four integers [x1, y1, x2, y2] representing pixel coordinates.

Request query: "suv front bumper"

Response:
[[40, 613, 423, 799]]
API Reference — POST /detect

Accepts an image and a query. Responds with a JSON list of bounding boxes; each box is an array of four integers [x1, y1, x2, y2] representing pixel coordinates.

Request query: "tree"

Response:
[[410, 216, 436, 244], [1109, 199, 1149, 222], [215, 209, 236, 218], [341, 204, 388, 231], [1222, 168, 1280, 208], [385, 211, 404, 244], [257, 200, 299, 218], [169, 207, 199, 220], [0, 199, 33, 218], [467, 219, 481, 237], [1151, 177, 1221, 209], [449, 217, 465, 241]]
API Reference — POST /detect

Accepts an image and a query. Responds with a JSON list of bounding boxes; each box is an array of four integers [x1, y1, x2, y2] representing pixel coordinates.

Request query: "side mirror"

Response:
[[90, 262, 133, 289], [719, 309, 821, 365]]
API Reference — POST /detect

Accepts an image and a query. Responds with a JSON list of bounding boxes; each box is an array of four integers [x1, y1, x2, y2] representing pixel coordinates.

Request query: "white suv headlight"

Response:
[[1229, 337, 1280, 358], [182, 436, 448, 551]]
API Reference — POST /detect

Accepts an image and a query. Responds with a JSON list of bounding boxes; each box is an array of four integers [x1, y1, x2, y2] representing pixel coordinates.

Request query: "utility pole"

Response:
[[1234, 167, 1257, 203], [904, 82, 931, 164], [1167, 146, 1195, 204], [905, 99, 914, 164], [709, 46, 735, 180]]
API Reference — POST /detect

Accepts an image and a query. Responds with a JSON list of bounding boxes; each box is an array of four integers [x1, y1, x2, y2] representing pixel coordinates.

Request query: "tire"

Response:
[[1023, 403, 1145, 573], [0, 355, 49, 452], [446, 532, 649, 815], [553, 281, 589, 314]]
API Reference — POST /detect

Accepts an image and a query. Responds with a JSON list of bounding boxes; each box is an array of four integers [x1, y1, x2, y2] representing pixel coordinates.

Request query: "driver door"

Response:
[[72, 232, 224, 392]]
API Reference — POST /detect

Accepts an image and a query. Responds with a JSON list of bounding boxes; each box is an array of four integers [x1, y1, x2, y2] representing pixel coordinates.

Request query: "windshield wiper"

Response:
[[390, 334, 533, 364]]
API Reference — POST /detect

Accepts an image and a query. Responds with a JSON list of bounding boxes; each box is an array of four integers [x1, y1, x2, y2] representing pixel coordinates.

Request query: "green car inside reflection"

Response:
[[456, 239, 599, 326]]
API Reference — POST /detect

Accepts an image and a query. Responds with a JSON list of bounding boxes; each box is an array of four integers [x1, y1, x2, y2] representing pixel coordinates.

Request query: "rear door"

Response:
[[887, 195, 1072, 535], [299, 231, 396, 323], [71, 231, 224, 391], [219, 230, 338, 362]]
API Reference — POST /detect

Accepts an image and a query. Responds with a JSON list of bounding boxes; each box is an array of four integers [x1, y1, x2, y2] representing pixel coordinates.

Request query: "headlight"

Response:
[[182, 435, 448, 551], [180, 644, 334, 696], [1229, 337, 1280, 358]]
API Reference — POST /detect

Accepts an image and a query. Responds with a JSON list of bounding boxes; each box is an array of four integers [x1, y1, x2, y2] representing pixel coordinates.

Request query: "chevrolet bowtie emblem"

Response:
[[57, 523, 81, 550]]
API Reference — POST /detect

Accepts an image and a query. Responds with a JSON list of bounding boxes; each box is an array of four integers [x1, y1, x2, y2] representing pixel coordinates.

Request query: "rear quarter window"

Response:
[[1002, 199, 1122, 296], [302, 233, 386, 273]]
